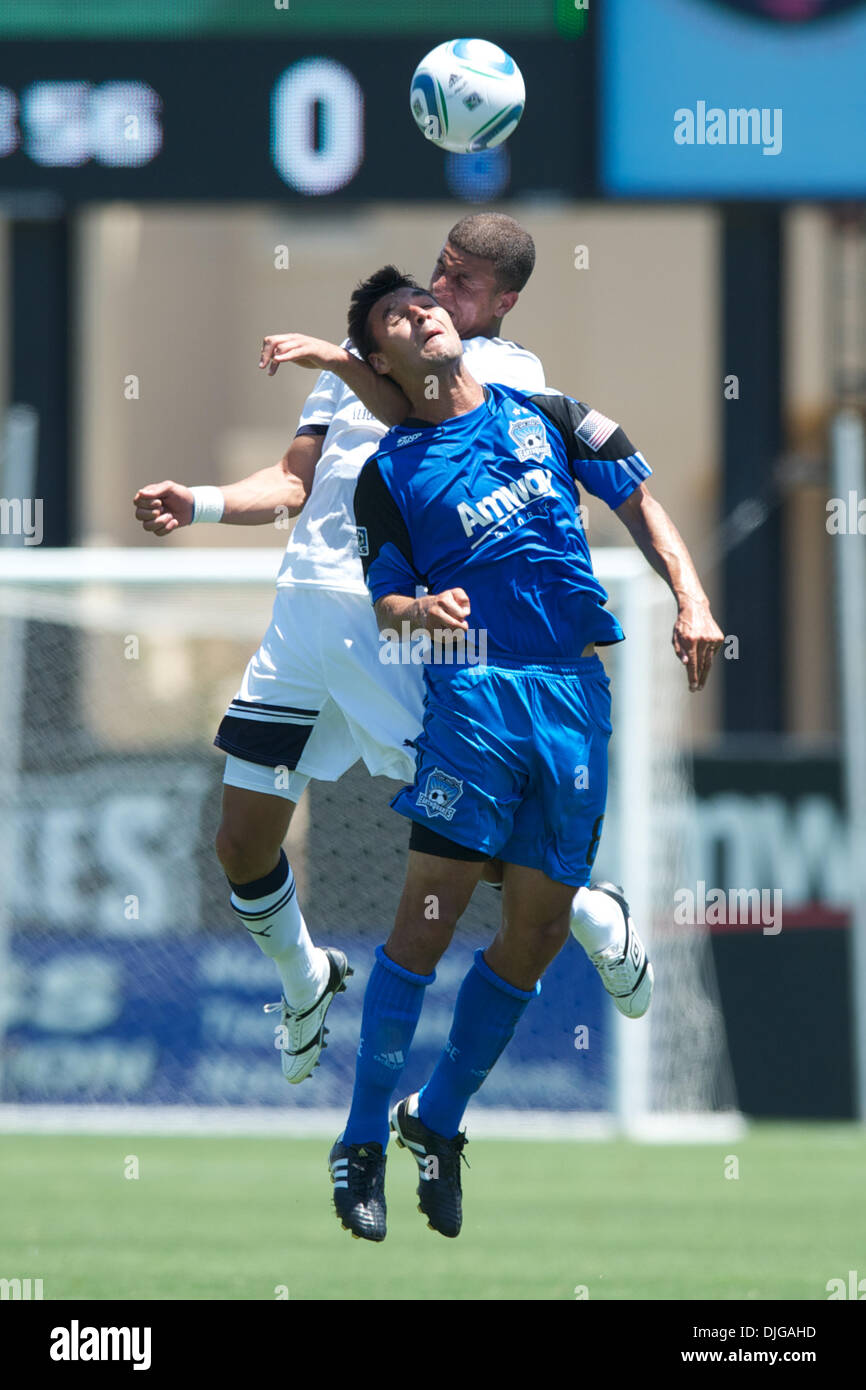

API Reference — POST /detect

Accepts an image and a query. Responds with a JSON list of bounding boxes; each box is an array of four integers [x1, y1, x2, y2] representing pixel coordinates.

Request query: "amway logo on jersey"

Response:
[[50, 1321, 151, 1371], [457, 467, 559, 540]]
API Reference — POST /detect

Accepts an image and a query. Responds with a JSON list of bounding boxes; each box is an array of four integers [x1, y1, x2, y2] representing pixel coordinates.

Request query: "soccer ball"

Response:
[[409, 39, 525, 154]]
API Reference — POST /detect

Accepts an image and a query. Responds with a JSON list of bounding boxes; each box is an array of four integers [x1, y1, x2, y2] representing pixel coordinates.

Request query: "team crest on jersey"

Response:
[[508, 415, 551, 464], [356, 526, 369, 556], [418, 768, 463, 821]]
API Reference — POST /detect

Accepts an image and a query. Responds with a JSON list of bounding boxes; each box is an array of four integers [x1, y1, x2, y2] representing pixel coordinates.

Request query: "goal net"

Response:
[[0, 547, 740, 1138]]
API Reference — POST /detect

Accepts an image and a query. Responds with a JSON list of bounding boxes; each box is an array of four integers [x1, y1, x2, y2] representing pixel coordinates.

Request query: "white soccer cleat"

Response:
[[264, 948, 352, 1083], [581, 882, 653, 1020]]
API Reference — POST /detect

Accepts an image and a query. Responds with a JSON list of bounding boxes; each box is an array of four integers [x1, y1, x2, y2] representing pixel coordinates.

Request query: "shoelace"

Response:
[[263, 964, 332, 1024], [592, 938, 630, 970], [263, 997, 324, 1052], [591, 937, 644, 999], [347, 1148, 385, 1192], [263, 999, 294, 1018], [429, 1133, 470, 1173]]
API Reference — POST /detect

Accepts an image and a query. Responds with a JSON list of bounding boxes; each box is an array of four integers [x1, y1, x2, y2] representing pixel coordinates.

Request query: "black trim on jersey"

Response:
[[295, 423, 328, 438], [229, 697, 318, 718], [527, 393, 639, 472], [353, 456, 418, 589]]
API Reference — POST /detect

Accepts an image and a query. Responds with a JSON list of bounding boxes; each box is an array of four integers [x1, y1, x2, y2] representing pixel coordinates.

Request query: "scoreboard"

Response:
[[0, 0, 584, 39], [1, 2, 864, 205], [0, 39, 594, 203]]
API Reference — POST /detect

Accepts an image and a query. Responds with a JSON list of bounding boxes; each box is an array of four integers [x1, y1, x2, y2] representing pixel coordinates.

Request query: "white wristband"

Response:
[[190, 486, 225, 524]]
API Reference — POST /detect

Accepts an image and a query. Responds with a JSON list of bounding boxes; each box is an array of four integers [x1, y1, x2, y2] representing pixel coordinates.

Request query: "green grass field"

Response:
[[1, 1125, 863, 1300]]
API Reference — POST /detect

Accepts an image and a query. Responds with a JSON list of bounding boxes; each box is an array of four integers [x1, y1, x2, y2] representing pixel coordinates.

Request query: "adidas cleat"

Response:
[[328, 1140, 387, 1242], [391, 1094, 468, 1239], [264, 948, 352, 1083], [583, 881, 653, 1019]]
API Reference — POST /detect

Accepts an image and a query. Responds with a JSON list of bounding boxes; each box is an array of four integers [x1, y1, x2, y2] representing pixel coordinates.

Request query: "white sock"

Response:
[[570, 886, 627, 958], [229, 851, 329, 1009]]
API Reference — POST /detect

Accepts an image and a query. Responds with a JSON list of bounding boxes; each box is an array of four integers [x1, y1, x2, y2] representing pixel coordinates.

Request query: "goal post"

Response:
[[830, 410, 866, 1123], [0, 546, 741, 1140]]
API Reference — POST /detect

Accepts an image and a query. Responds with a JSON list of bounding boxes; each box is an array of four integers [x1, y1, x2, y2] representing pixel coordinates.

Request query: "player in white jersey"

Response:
[[133, 215, 660, 1082]]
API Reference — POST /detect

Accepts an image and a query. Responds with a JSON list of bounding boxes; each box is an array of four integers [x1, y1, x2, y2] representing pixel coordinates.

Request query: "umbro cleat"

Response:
[[583, 881, 653, 1019], [328, 1139, 387, 1242], [391, 1094, 469, 1239], [264, 948, 352, 1083]]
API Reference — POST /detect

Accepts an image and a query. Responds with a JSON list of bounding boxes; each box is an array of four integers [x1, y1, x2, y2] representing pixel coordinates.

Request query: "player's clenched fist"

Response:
[[133, 481, 195, 536], [415, 588, 471, 633]]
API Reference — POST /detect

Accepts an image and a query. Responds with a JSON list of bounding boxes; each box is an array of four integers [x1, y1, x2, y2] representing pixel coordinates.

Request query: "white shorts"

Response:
[[216, 587, 424, 802]]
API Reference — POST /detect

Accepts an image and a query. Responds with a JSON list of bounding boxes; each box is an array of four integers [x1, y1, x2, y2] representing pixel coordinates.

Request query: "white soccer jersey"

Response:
[[219, 335, 547, 799], [276, 336, 546, 595]]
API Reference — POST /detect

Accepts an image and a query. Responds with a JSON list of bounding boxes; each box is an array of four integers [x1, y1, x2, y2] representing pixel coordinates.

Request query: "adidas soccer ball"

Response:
[[409, 39, 525, 154]]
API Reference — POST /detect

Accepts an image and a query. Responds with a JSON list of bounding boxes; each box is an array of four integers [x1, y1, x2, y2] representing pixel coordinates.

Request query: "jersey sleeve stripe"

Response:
[[619, 452, 652, 485]]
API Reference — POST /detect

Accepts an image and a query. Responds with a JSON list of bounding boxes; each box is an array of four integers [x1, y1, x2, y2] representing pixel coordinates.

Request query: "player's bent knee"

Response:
[[546, 915, 572, 953], [214, 823, 281, 885], [530, 916, 571, 973], [386, 916, 456, 977], [532, 910, 571, 944], [213, 824, 246, 880], [499, 910, 571, 968]]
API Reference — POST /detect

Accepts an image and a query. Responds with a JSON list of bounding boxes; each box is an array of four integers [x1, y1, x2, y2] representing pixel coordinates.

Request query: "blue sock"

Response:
[[342, 945, 434, 1150], [418, 950, 538, 1139]]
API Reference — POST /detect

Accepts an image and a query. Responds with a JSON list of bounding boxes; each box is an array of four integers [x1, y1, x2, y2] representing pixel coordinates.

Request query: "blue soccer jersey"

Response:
[[353, 382, 651, 664], [352, 381, 652, 883]]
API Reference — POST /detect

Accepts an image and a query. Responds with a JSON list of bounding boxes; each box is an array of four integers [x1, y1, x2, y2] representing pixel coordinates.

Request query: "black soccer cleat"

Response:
[[328, 1139, 387, 1242], [391, 1094, 469, 1239]]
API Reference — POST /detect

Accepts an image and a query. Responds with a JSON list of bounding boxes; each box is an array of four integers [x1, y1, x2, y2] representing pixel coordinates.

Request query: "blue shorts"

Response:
[[391, 654, 612, 887]]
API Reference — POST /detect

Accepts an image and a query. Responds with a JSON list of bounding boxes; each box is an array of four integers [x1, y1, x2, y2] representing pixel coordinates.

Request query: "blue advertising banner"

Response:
[[2, 931, 611, 1113], [602, 0, 866, 196]]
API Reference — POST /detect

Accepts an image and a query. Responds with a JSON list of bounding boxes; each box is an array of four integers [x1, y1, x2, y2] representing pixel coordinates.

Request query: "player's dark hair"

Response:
[[446, 213, 536, 292], [348, 265, 424, 359]]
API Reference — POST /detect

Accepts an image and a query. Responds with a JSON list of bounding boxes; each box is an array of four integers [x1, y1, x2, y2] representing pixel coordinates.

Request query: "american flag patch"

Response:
[[576, 408, 619, 451]]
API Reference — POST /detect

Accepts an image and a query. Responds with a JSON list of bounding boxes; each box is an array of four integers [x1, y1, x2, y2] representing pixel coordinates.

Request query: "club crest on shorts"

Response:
[[508, 415, 551, 464], [418, 767, 464, 821]]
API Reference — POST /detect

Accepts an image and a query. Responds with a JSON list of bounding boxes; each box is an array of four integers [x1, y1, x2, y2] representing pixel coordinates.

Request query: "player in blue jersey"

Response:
[[135, 215, 657, 1089], [328, 268, 724, 1241]]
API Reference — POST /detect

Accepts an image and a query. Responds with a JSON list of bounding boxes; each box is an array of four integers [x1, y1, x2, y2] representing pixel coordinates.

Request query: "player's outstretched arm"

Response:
[[133, 433, 322, 536], [260, 333, 411, 426], [614, 482, 724, 692]]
